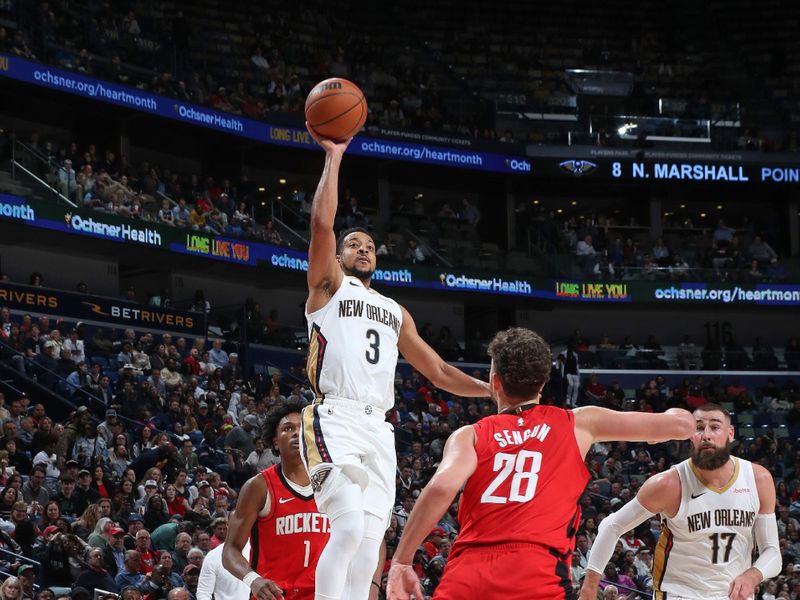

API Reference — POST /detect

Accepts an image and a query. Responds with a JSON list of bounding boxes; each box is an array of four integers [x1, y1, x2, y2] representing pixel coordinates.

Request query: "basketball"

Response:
[[305, 78, 368, 142]]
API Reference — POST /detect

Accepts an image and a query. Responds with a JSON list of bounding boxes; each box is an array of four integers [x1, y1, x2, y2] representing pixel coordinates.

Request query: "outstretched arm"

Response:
[[387, 426, 478, 599], [579, 470, 678, 600], [306, 125, 350, 314], [573, 406, 695, 457], [397, 306, 489, 397], [222, 475, 284, 600]]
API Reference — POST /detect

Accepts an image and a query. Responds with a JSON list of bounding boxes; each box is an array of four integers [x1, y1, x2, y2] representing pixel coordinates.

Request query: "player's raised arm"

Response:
[[397, 306, 490, 397], [306, 124, 350, 312], [579, 469, 679, 600], [573, 406, 695, 457], [221, 476, 284, 600]]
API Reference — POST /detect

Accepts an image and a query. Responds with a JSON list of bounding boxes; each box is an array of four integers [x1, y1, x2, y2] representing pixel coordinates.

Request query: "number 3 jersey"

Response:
[[654, 457, 759, 600], [305, 275, 402, 412], [452, 404, 589, 558]]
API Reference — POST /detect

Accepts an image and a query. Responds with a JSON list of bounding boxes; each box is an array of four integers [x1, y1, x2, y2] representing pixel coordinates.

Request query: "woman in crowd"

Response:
[[0, 485, 18, 520], [163, 483, 189, 517], [38, 500, 63, 530], [0, 577, 21, 600], [132, 426, 154, 459], [142, 493, 169, 531], [71, 504, 99, 540]]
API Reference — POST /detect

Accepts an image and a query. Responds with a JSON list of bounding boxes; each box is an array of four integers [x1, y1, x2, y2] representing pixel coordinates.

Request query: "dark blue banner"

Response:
[[0, 54, 531, 176]]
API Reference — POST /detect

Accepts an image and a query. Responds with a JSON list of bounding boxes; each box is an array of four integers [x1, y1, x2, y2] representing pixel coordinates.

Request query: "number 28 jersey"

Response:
[[452, 405, 589, 558], [305, 276, 402, 412]]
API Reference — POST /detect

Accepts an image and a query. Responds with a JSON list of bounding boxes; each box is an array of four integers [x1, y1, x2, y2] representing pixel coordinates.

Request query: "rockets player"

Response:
[[387, 327, 696, 600], [223, 399, 330, 600]]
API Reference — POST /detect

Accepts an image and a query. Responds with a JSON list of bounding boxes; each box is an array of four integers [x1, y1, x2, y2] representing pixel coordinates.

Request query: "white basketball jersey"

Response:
[[305, 276, 402, 412], [653, 457, 759, 599]]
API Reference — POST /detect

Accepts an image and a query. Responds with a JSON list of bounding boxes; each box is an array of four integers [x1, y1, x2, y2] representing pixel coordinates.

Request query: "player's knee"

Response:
[[329, 510, 365, 555]]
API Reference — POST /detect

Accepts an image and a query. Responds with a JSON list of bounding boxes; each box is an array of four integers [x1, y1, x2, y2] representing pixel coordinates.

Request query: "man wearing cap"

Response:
[[97, 409, 119, 446], [124, 513, 144, 550], [73, 468, 100, 515], [18, 564, 36, 599], [225, 415, 258, 458], [181, 564, 200, 600], [196, 426, 227, 476], [104, 525, 127, 576], [115, 550, 145, 590]]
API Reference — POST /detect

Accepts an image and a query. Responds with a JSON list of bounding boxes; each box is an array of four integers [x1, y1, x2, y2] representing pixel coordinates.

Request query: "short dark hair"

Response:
[[487, 327, 551, 398], [263, 398, 306, 451], [693, 402, 731, 423], [336, 227, 371, 254]]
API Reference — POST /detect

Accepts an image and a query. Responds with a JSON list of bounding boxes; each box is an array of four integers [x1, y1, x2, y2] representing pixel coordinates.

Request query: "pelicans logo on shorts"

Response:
[[310, 466, 333, 492]]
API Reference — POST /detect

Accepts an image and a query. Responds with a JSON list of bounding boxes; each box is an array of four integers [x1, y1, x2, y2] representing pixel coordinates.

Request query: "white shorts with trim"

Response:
[[300, 397, 396, 524]]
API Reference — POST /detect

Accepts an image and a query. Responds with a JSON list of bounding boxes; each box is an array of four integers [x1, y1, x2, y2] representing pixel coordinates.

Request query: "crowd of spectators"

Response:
[[526, 208, 789, 283], [6, 0, 799, 150], [0, 277, 798, 599], [563, 329, 800, 372]]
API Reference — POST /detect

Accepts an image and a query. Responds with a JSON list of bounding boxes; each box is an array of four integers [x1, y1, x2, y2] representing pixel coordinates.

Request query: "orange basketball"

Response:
[[305, 78, 368, 142]]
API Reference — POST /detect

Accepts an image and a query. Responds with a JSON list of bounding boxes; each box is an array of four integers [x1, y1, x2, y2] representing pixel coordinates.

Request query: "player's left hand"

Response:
[[387, 562, 424, 600], [728, 571, 759, 600], [250, 576, 285, 600]]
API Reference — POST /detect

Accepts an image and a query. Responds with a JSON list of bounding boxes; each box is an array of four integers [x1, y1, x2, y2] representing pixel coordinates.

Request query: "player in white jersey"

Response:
[[302, 124, 491, 600], [579, 403, 781, 600]]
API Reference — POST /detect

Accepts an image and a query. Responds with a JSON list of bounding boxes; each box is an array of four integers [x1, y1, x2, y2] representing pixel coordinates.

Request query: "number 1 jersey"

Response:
[[305, 276, 402, 412], [452, 404, 589, 558]]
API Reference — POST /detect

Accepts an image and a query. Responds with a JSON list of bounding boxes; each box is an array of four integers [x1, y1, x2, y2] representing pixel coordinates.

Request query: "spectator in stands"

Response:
[[116, 550, 145, 589], [404, 239, 426, 264], [713, 219, 735, 244], [34, 341, 62, 391], [576, 235, 598, 274], [74, 546, 119, 593], [21, 463, 49, 505], [57, 160, 78, 199], [0, 577, 21, 600], [749, 235, 778, 264], [208, 340, 227, 370]]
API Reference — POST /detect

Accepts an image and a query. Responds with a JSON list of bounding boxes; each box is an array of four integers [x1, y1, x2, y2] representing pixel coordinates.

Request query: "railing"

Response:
[[0, 337, 181, 442], [270, 199, 310, 246], [0, 544, 42, 587], [10, 140, 77, 207]]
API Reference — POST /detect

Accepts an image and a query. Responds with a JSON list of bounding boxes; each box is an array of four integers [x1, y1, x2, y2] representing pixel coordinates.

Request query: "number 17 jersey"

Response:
[[452, 404, 590, 558], [305, 276, 402, 412]]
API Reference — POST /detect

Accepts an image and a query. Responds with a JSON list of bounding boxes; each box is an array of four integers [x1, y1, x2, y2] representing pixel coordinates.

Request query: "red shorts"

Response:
[[432, 543, 575, 600]]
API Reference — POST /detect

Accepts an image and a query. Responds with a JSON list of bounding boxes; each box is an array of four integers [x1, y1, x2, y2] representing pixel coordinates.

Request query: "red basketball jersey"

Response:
[[452, 404, 589, 558], [249, 465, 330, 596]]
